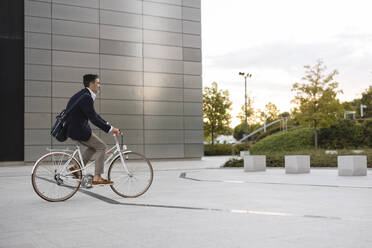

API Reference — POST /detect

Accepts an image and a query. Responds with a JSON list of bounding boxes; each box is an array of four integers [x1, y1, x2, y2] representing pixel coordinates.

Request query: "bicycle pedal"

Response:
[[81, 174, 93, 188]]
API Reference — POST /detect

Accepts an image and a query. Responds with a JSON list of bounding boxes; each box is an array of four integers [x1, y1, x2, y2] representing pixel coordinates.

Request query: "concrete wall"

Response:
[[24, 0, 203, 161]]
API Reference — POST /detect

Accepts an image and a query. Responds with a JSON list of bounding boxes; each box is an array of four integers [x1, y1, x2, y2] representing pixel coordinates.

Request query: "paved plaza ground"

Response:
[[1, 156, 372, 248]]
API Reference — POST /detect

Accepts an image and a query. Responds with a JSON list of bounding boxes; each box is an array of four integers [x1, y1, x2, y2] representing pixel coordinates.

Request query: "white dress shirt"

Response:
[[86, 87, 113, 132], [86, 87, 96, 101]]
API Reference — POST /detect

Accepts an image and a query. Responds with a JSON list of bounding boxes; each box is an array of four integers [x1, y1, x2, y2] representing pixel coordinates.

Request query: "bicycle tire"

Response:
[[108, 151, 153, 198], [31, 152, 82, 202]]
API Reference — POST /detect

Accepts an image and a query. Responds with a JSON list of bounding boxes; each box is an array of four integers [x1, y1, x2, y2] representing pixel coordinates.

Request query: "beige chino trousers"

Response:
[[78, 133, 108, 175]]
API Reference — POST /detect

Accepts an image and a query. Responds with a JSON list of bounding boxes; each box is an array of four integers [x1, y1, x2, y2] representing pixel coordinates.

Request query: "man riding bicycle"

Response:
[[66, 74, 119, 185]]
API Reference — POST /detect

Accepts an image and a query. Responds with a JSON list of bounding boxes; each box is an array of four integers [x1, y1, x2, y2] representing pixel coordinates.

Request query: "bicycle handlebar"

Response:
[[113, 130, 124, 148], [112, 130, 124, 136]]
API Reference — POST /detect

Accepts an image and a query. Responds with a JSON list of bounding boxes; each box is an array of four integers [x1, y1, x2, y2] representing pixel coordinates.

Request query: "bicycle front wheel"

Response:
[[108, 152, 153, 198], [31, 152, 82, 202]]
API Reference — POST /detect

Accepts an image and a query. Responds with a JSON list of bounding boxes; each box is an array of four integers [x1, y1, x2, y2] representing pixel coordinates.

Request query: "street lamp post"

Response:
[[238, 72, 252, 150]]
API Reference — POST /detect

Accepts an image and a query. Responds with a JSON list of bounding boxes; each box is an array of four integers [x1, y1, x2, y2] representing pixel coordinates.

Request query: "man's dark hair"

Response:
[[83, 74, 99, 87]]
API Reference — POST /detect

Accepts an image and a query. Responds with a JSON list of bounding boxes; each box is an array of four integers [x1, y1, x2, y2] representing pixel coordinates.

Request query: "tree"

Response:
[[237, 95, 255, 124], [237, 96, 271, 126], [233, 122, 260, 141], [289, 107, 301, 126], [235, 97, 262, 145], [203, 82, 232, 145], [234, 102, 281, 142], [264, 102, 280, 123], [360, 86, 372, 117], [256, 102, 280, 124], [280, 111, 290, 118], [291, 60, 344, 150]]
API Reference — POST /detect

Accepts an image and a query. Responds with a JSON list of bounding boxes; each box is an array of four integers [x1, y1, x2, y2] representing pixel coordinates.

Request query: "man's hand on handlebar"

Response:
[[112, 127, 119, 135]]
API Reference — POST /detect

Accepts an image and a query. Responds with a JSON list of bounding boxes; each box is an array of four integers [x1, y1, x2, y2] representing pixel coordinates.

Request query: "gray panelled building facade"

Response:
[[24, 0, 203, 161]]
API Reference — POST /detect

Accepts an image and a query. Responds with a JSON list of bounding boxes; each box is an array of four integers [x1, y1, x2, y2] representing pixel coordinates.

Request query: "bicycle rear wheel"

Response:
[[31, 152, 82, 202], [108, 152, 153, 198]]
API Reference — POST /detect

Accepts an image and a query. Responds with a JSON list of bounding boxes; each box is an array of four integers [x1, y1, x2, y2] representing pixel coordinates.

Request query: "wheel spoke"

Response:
[[108, 152, 153, 198], [32, 152, 81, 202], [38, 165, 54, 175], [114, 176, 130, 188], [114, 174, 130, 183], [127, 178, 132, 194]]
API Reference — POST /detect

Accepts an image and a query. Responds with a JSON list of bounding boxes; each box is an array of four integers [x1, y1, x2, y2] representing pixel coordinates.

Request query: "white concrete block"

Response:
[[325, 150, 338, 155], [244, 155, 266, 172], [285, 155, 310, 174], [338, 155, 367, 176], [240, 150, 250, 157], [352, 150, 364, 154]]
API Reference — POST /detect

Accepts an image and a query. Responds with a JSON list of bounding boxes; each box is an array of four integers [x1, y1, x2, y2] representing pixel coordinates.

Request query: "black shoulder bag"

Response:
[[51, 93, 89, 142]]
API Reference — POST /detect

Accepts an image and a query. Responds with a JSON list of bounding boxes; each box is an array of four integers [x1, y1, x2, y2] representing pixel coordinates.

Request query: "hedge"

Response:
[[223, 149, 372, 168], [204, 144, 247, 156], [318, 119, 372, 149], [250, 127, 314, 153]]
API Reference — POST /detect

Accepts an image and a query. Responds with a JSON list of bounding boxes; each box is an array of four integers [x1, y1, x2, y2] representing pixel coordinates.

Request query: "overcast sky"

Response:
[[201, 0, 372, 127]]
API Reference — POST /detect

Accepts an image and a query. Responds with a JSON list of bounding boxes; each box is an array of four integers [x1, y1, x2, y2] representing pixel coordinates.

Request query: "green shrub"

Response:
[[250, 127, 314, 153], [319, 119, 372, 149], [362, 120, 372, 146], [223, 119, 372, 167], [204, 144, 247, 156], [248, 119, 372, 153], [223, 158, 243, 167]]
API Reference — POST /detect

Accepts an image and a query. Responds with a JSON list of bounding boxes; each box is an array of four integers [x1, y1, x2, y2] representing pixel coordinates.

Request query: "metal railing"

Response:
[[232, 117, 290, 155]]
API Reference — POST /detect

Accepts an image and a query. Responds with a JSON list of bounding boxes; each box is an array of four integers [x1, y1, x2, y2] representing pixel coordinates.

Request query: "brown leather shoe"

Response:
[[92, 178, 114, 186], [68, 166, 81, 179]]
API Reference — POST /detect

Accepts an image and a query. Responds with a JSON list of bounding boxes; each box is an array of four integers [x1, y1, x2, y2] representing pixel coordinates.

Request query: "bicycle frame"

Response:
[[32, 133, 132, 178], [68, 134, 132, 177]]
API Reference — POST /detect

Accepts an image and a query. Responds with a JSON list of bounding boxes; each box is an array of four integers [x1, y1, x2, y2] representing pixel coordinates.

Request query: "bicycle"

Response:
[[31, 132, 153, 202]]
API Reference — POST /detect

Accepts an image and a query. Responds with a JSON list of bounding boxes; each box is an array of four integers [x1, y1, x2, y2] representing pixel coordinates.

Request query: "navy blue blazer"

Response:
[[66, 88, 111, 141]]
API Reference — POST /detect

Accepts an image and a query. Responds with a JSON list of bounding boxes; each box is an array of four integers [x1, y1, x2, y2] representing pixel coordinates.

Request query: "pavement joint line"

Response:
[[153, 168, 203, 172], [179, 172, 372, 189]]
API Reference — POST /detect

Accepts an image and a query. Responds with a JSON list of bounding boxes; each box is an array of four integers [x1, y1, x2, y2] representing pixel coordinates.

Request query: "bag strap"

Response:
[[64, 93, 90, 116]]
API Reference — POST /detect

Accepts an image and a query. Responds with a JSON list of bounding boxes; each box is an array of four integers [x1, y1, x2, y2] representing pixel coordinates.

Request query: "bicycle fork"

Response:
[[113, 135, 132, 176]]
